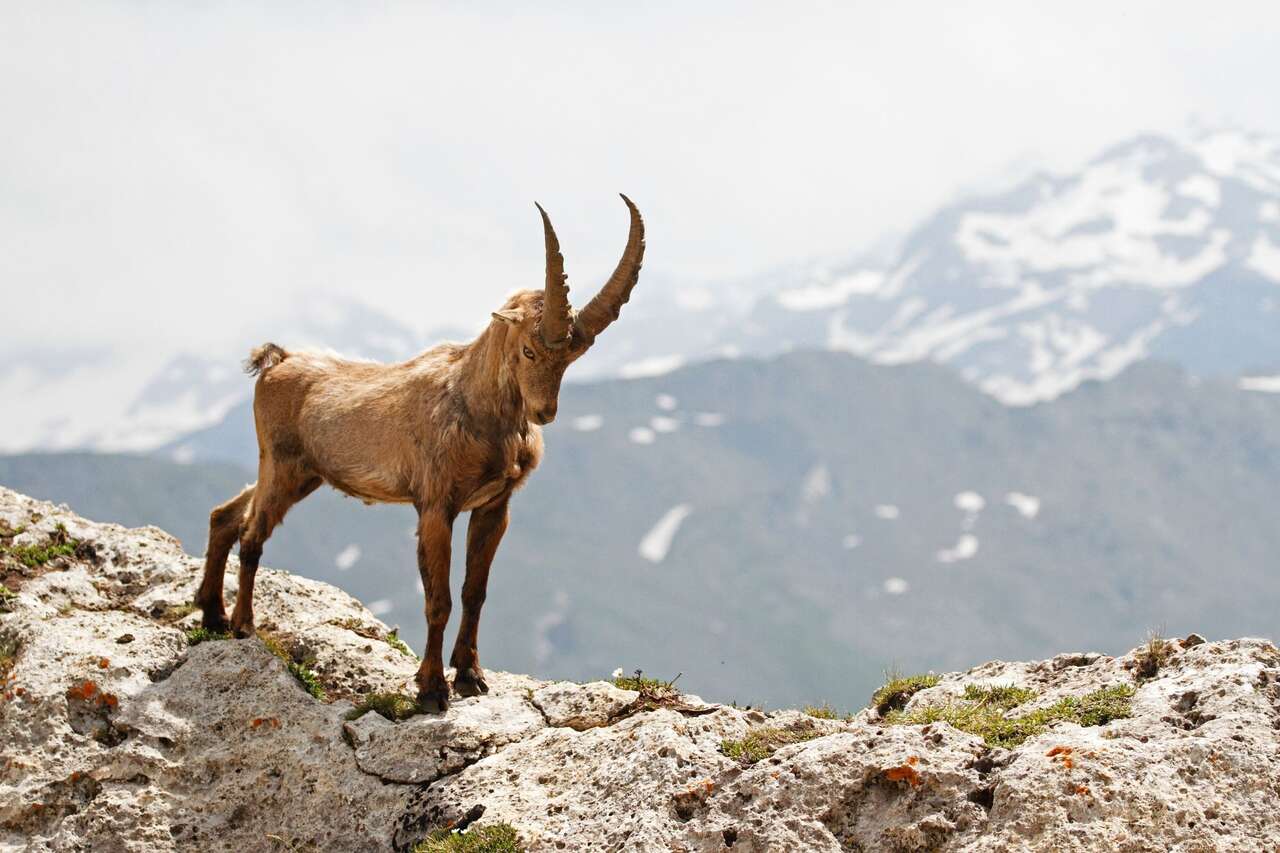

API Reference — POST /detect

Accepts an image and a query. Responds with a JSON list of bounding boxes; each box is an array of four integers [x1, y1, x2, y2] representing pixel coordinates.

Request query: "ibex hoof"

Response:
[[453, 668, 489, 697], [230, 620, 256, 639], [200, 610, 229, 634], [417, 688, 450, 714]]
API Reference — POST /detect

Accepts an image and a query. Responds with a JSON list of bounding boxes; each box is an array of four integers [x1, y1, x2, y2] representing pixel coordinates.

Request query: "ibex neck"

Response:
[[455, 325, 525, 427]]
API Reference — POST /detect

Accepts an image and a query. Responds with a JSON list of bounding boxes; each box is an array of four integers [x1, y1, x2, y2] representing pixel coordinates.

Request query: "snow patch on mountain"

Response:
[[1239, 375, 1280, 393], [937, 534, 980, 563], [638, 504, 693, 563], [1005, 492, 1042, 519]]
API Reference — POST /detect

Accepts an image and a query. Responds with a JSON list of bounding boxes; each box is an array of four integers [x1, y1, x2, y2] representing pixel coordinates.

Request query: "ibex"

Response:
[[194, 195, 644, 712]]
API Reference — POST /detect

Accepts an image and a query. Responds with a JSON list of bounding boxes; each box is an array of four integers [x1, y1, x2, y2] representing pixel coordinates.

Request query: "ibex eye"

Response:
[[522, 346, 535, 360]]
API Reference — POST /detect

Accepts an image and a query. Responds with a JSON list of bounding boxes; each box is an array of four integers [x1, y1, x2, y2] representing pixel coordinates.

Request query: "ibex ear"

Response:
[[491, 308, 524, 325]]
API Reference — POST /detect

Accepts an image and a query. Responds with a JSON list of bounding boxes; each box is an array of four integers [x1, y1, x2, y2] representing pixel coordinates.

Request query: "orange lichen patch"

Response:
[[906, 755, 919, 766], [883, 764, 923, 787], [66, 680, 98, 701], [102, 693, 118, 708], [14, 687, 24, 697], [1062, 756, 1074, 769], [1074, 785, 1090, 796], [97, 658, 109, 669], [250, 717, 281, 730], [1045, 745, 1072, 758]]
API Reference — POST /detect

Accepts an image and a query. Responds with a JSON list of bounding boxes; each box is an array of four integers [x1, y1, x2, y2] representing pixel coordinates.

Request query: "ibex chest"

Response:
[[458, 431, 542, 512]]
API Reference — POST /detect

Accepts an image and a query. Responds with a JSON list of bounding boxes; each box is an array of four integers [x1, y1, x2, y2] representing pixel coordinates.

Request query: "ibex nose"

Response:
[[534, 405, 557, 425]]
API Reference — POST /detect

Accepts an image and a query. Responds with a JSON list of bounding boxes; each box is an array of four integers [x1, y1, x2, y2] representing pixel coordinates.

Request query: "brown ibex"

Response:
[[194, 195, 644, 712]]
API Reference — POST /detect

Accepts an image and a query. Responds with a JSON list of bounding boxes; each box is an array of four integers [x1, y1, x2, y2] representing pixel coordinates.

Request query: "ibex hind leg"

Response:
[[229, 464, 321, 638], [196, 484, 255, 632]]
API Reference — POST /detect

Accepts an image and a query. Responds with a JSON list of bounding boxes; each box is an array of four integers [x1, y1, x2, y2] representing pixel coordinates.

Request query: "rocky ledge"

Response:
[[1, 486, 1278, 852]]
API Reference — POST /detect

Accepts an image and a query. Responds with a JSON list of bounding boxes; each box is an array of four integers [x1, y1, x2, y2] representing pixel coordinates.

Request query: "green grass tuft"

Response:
[[287, 663, 326, 701], [386, 629, 417, 659], [612, 669, 679, 695], [802, 703, 839, 719], [2, 523, 79, 569], [612, 668, 683, 705], [961, 683, 1037, 710], [870, 672, 940, 714], [721, 725, 823, 764], [0, 583, 17, 613], [884, 683, 1134, 748], [345, 692, 426, 722], [261, 632, 327, 701], [413, 823, 522, 852], [185, 627, 231, 646]]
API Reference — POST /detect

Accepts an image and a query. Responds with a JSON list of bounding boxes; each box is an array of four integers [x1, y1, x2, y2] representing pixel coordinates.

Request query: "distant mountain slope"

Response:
[[8, 127, 1279, 455], [6, 351, 1280, 709]]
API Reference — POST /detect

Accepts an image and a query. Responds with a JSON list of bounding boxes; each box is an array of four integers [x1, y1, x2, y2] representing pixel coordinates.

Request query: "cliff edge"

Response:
[[1, 486, 1277, 852]]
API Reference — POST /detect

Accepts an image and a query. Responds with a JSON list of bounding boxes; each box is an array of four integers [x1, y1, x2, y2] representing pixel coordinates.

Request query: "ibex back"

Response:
[[195, 196, 645, 712]]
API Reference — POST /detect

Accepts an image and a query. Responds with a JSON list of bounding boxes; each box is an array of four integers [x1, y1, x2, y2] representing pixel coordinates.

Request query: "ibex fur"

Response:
[[194, 195, 645, 712]]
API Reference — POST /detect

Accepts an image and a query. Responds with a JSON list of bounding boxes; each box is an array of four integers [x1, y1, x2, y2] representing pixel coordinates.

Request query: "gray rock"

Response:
[[530, 680, 639, 730], [2, 486, 1278, 852]]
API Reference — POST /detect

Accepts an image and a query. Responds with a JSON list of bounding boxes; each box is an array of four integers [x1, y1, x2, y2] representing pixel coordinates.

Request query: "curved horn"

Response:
[[574, 194, 645, 344], [535, 202, 572, 349]]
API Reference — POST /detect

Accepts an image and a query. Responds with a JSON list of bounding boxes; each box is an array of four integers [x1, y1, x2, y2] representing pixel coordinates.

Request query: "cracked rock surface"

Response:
[[2, 486, 1279, 851]]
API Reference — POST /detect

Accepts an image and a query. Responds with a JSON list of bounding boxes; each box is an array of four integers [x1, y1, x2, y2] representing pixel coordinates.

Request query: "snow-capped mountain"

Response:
[[5, 126, 1278, 455], [761, 127, 1280, 404]]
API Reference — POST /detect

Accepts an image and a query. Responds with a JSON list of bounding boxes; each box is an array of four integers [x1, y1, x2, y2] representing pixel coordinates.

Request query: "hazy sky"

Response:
[[4, 1, 1279, 357]]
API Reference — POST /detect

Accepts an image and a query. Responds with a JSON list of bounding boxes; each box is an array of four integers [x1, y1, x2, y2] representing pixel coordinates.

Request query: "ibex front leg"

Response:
[[451, 495, 510, 697], [415, 509, 453, 713]]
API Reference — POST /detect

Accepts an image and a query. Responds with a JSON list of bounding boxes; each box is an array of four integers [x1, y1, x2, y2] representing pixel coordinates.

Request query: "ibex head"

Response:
[[490, 194, 645, 425]]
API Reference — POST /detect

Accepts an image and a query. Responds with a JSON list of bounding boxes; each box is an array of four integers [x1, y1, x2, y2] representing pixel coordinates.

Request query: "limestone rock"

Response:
[[529, 680, 639, 730], [2, 486, 1279, 852]]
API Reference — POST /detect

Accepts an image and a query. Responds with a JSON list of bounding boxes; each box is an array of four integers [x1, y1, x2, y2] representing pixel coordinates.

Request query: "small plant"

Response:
[[803, 703, 839, 719], [413, 823, 522, 853], [330, 616, 381, 639], [1063, 684, 1136, 727], [0, 583, 17, 613], [345, 692, 426, 722], [0, 634, 19, 681], [721, 725, 822, 764], [613, 668, 679, 695], [2, 523, 79, 569], [261, 632, 327, 701], [612, 668, 684, 711], [884, 683, 1134, 749], [870, 671, 940, 715], [186, 627, 231, 646], [386, 629, 417, 659], [1131, 632, 1175, 681], [961, 683, 1037, 709]]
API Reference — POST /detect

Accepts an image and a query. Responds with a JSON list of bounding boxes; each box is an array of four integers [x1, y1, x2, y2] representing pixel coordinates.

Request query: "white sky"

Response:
[[3, 1, 1279, 358]]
